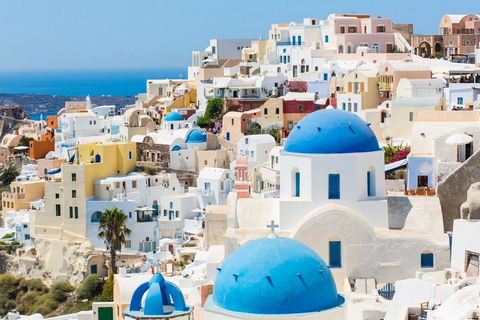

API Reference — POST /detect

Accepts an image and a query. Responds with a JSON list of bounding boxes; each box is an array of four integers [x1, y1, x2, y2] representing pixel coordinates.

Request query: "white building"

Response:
[[237, 134, 276, 172], [197, 167, 234, 206]]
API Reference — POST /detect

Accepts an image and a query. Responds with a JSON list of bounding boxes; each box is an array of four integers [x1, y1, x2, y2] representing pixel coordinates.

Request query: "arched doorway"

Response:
[[418, 41, 432, 58]]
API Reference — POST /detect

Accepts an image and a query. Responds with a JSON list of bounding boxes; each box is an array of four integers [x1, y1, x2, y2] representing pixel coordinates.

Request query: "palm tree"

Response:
[[98, 207, 131, 274]]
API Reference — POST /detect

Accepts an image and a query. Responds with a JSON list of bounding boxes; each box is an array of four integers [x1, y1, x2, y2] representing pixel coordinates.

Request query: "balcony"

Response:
[[277, 41, 305, 46], [196, 189, 214, 197], [1, 192, 25, 200]]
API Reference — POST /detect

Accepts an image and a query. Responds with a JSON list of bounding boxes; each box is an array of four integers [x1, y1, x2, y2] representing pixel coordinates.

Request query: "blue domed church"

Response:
[[222, 108, 449, 292], [204, 235, 345, 319]]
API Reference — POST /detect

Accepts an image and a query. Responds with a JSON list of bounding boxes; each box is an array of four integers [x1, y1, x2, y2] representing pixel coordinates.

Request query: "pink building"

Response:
[[327, 14, 397, 54]]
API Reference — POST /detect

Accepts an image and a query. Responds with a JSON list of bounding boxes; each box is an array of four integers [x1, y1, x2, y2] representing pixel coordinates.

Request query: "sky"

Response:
[[0, 0, 477, 71]]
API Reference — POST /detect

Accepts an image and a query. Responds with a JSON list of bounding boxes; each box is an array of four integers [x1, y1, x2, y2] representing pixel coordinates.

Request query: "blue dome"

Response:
[[213, 237, 341, 314], [164, 111, 184, 121], [284, 109, 380, 154], [186, 130, 207, 143], [126, 273, 190, 317]]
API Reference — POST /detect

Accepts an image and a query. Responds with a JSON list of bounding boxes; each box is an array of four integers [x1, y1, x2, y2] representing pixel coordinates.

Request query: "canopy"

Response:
[[46, 168, 61, 175], [446, 133, 473, 145]]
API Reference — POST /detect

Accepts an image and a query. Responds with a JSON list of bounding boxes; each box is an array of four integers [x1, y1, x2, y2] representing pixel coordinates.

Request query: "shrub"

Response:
[[142, 166, 156, 176], [76, 275, 103, 300], [1, 234, 13, 239], [98, 274, 114, 302], [49, 281, 74, 303]]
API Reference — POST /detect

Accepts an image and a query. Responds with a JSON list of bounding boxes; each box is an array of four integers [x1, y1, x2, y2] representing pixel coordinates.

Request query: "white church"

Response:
[[217, 108, 450, 292]]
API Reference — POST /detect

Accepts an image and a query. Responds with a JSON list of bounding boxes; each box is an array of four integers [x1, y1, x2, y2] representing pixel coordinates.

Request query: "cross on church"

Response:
[[267, 220, 279, 238]]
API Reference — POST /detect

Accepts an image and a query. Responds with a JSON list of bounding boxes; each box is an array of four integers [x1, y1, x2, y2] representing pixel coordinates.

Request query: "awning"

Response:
[[46, 168, 61, 175], [385, 158, 408, 173], [14, 146, 29, 150], [446, 133, 473, 145]]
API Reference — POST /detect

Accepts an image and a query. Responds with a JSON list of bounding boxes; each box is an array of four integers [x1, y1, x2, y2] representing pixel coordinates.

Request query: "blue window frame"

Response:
[[295, 172, 300, 197], [457, 97, 463, 105], [367, 171, 372, 196], [323, 73, 328, 81], [421, 253, 434, 268], [325, 35, 329, 43], [329, 241, 341, 268], [328, 174, 340, 199]]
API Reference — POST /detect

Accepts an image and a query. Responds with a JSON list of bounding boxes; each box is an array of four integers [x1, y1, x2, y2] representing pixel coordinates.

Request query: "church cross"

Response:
[[267, 220, 279, 238]]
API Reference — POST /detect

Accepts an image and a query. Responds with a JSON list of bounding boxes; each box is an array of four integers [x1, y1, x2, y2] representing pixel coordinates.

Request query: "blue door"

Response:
[[298, 36, 302, 45], [329, 241, 341, 268], [226, 132, 230, 141]]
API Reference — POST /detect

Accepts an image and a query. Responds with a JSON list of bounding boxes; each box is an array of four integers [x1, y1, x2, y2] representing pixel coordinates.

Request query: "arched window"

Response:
[[95, 154, 101, 163], [91, 211, 102, 223], [367, 168, 376, 197], [170, 124, 174, 130], [264, 108, 268, 115], [329, 236, 341, 268], [328, 173, 340, 199], [421, 252, 434, 268], [338, 45, 344, 54], [275, 108, 280, 115]]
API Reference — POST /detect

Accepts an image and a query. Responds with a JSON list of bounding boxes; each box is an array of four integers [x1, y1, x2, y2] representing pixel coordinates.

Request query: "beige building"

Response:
[[220, 111, 250, 143], [1, 179, 45, 220], [337, 70, 380, 112], [378, 61, 432, 102], [385, 97, 444, 139], [119, 108, 155, 141]]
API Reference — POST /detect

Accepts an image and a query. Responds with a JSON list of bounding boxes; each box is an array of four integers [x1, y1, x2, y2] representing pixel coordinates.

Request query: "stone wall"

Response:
[[136, 142, 170, 167], [437, 149, 480, 231]]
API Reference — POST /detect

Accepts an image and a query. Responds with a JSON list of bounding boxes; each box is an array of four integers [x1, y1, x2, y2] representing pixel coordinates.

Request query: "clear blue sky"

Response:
[[0, 0, 476, 71]]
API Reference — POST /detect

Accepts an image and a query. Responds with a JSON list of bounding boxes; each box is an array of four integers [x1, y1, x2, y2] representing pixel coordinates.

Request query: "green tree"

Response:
[[18, 136, 34, 147], [98, 207, 131, 274], [205, 98, 224, 120], [76, 275, 104, 300], [0, 163, 19, 187]]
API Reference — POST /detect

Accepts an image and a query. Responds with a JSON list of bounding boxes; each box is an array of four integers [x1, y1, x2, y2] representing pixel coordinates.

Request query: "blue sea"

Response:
[[0, 68, 186, 97]]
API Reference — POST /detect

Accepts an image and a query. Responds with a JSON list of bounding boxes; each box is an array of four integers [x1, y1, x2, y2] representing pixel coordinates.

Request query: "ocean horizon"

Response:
[[0, 68, 186, 97]]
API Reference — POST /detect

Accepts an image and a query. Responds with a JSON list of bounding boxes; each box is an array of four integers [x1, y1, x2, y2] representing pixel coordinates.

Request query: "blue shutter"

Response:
[[421, 253, 434, 268], [328, 174, 340, 199], [295, 172, 300, 197], [329, 241, 341, 268]]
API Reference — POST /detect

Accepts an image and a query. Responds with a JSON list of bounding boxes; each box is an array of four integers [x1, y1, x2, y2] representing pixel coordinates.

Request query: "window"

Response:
[[421, 252, 434, 268], [367, 170, 376, 197], [56, 204, 61, 216], [457, 97, 464, 105], [340, 26, 345, 34], [275, 108, 280, 115], [175, 211, 179, 218], [72, 190, 76, 198], [328, 174, 340, 199], [125, 240, 131, 248], [132, 180, 137, 188], [164, 209, 167, 217], [55, 193, 59, 199], [329, 240, 341, 268], [325, 35, 329, 43], [204, 160, 208, 165], [129, 151, 132, 159], [91, 211, 102, 222], [23, 224, 28, 229], [294, 170, 300, 197], [90, 265, 97, 274], [409, 112, 414, 122], [170, 202, 173, 209], [298, 104, 303, 110], [264, 108, 268, 115], [72, 173, 76, 181], [348, 26, 357, 33], [324, 73, 328, 81], [221, 181, 224, 190], [25, 234, 30, 240], [116, 182, 120, 188], [377, 26, 385, 33], [69, 207, 73, 219]]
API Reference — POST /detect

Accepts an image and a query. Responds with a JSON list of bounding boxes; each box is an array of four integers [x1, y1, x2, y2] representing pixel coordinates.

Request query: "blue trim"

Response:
[[421, 253, 434, 268], [295, 172, 300, 197]]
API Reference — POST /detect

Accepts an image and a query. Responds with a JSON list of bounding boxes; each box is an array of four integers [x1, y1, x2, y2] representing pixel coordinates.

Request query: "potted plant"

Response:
[[427, 188, 436, 196]]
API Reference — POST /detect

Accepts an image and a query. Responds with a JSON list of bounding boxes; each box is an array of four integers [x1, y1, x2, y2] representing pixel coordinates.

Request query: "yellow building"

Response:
[[1, 179, 45, 213], [32, 141, 136, 242]]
